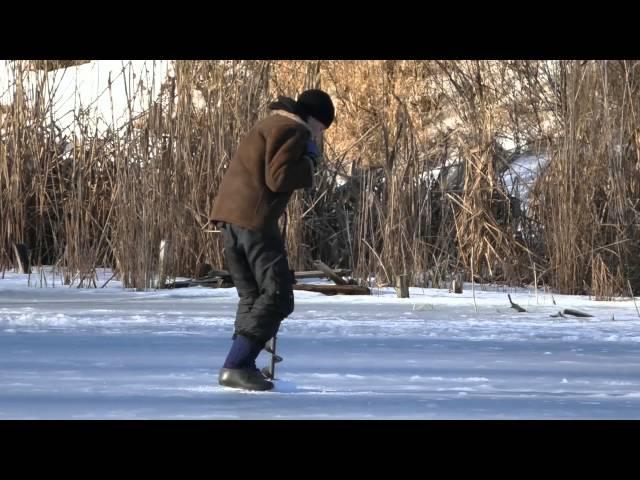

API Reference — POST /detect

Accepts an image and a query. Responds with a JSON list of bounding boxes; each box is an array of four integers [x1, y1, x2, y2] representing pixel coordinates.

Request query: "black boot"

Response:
[[219, 367, 274, 391]]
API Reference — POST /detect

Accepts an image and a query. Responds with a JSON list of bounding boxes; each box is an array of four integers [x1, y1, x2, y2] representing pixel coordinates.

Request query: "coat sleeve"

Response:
[[264, 125, 314, 193]]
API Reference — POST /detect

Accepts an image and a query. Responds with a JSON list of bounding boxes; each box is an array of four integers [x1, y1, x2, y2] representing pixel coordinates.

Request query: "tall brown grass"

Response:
[[1, 60, 638, 297]]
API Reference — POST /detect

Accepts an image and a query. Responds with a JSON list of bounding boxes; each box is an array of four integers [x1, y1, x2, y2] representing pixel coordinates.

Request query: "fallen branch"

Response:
[[550, 309, 593, 318], [100, 271, 118, 289], [313, 260, 348, 285], [561, 308, 594, 318], [508, 294, 527, 312]]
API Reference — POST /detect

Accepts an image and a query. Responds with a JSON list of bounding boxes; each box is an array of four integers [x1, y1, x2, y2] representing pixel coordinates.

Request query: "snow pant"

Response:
[[220, 222, 295, 345]]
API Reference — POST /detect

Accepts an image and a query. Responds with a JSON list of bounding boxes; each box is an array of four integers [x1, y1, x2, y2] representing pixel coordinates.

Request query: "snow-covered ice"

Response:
[[1, 268, 640, 419]]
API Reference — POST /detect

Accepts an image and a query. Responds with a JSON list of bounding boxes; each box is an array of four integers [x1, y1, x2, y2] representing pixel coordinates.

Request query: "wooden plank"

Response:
[[166, 278, 233, 289], [165, 265, 353, 290], [197, 268, 351, 281], [294, 269, 351, 279], [166, 278, 369, 295], [293, 284, 370, 296]]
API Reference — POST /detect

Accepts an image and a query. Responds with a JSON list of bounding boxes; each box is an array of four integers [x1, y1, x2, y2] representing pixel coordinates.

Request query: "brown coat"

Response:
[[210, 111, 315, 231]]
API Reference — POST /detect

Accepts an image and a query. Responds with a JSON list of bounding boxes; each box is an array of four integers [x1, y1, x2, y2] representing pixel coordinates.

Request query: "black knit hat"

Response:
[[296, 89, 335, 128]]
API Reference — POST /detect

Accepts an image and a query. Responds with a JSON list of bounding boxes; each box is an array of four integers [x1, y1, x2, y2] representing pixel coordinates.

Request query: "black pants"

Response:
[[221, 222, 294, 344]]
